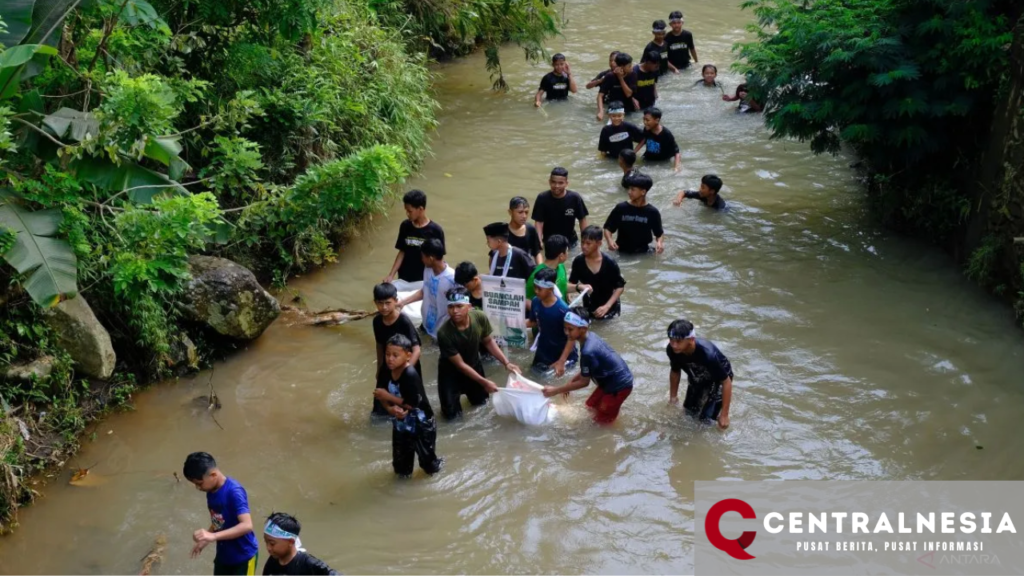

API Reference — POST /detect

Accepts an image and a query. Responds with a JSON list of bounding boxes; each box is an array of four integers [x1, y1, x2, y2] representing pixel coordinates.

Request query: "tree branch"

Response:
[[11, 118, 67, 148]]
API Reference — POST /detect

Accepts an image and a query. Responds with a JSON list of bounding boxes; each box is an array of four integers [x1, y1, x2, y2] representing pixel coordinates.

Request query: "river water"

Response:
[[3, 0, 1024, 574]]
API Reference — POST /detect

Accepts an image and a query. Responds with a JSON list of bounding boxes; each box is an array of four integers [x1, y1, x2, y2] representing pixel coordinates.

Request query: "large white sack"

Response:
[[492, 373, 555, 426], [392, 280, 423, 325]]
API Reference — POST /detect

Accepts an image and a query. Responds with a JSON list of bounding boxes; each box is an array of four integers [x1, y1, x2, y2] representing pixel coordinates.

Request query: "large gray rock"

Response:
[[44, 295, 116, 380], [4, 355, 55, 383], [181, 256, 280, 340]]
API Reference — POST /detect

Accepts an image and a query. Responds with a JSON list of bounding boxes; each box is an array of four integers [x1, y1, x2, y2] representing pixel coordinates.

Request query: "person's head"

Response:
[[700, 174, 723, 198], [182, 452, 220, 492], [454, 261, 481, 291], [626, 172, 654, 203], [607, 101, 626, 126], [580, 225, 604, 257], [544, 234, 570, 263], [618, 149, 637, 172], [735, 83, 749, 100], [402, 189, 427, 221], [445, 286, 472, 323], [509, 196, 530, 226], [263, 513, 301, 560], [549, 167, 569, 196], [533, 267, 558, 300], [551, 53, 568, 75], [420, 238, 445, 268], [669, 10, 684, 33], [563, 306, 592, 341], [607, 50, 619, 69], [652, 19, 667, 41], [372, 283, 399, 317], [385, 334, 414, 371], [702, 64, 718, 85], [484, 221, 510, 251], [641, 50, 661, 73], [613, 52, 633, 72], [643, 107, 663, 130], [667, 319, 697, 354]]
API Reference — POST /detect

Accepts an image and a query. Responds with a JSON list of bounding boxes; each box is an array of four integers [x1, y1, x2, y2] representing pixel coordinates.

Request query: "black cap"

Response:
[[483, 222, 510, 238]]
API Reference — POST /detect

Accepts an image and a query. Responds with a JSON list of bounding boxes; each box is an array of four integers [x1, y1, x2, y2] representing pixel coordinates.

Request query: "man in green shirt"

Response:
[[526, 234, 570, 303], [436, 287, 521, 420]]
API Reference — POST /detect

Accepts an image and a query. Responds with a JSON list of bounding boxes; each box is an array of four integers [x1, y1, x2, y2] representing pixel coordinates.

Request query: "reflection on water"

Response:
[[2, 0, 1024, 574]]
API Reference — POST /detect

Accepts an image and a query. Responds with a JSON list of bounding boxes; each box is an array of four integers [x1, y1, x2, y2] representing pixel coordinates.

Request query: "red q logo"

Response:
[[705, 498, 757, 560]]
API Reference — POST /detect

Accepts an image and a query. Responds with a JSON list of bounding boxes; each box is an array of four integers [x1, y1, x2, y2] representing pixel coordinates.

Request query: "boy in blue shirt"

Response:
[[527, 268, 578, 374], [543, 307, 634, 424], [184, 452, 259, 575]]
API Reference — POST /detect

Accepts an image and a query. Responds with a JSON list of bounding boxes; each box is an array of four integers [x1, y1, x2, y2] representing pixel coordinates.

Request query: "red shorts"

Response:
[[585, 386, 632, 425]]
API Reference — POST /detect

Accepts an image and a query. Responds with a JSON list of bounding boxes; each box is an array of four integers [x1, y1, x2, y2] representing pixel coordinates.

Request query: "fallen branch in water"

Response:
[[281, 305, 376, 326], [139, 534, 167, 575], [207, 369, 223, 431]]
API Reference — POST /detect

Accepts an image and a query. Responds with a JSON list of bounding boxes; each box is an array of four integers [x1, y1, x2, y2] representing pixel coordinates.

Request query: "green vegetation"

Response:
[[735, 0, 1024, 321], [0, 0, 559, 530]]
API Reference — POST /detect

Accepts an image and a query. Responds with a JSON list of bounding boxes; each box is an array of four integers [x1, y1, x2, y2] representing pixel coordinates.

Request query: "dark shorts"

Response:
[[686, 398, 723, 422], [393, 418, 442, 477], [437, 360, 489, 420], [214, 553, 258, 576], [586, 386, 632, 424]]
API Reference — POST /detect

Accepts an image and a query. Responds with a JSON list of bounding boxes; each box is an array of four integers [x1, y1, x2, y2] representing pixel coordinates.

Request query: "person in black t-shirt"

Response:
[[644, 20, 670, 76], [598, 53, 638, 121], [633, 52, 661, 111], [692, 64, 725, 91], [603, 172, 664, 255], [666, 318, 734, 429], [532, 167, 590, 247], [262, 512, 338, 575], [535, 53, 577, 106], [618, 149, 639, 189], [665, 11, 698, 72], [586, 51, 620, 89], [385, 189, 445, 283], [374, 334, 443, 475], [568, 226, 626, 319], [484, 222, 535, 280], [673, 174, 727, 210], [454, 261, 484, 310], [371, 284, 422, 417], [598, 101, 643, 160], [637, 107, 681, 171], [508, 196, 543, 264]]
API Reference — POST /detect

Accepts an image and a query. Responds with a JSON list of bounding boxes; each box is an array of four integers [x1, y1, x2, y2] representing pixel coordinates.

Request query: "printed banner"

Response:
[[695, 481, 1024, 575], [481, 275, 528, 349]]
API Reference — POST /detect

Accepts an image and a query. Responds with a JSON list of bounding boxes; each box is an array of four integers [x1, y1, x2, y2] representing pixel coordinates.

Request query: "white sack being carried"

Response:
[[492, 372, 556, 426], [391, 280, 423, 325]]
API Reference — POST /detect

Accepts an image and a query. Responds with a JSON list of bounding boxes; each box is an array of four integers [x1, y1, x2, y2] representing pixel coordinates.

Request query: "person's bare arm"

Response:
[[718, 377, 733, 429], [578, 216, 589, 235], [618, 74, 634, 98], [373, 388, 404, 407], [552, 339, 577, 377], [594, 287, 624, 318], [194, 513, 253, 546], [375, 343, 385, 374], [603, 228, 618, 251], [385, 251, 404, 282], [398, 288, 423, 307], [669, 369, 681, 403], [635, 139, 646, 153], [568, 71, 578, 94], [673, 152, 682, 172], [535, 221, 545, 242], [596, 92, 605, 121], [410, 345, 421, 368], [544, 374, 591, 397], [535, 89, 544, 107], [483, 336, 521, 375], [690, 47, 699, 63], [447, 351, 497, 391]]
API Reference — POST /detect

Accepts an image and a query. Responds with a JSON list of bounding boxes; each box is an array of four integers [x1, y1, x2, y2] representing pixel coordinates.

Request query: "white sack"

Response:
[[392, 280, 423, 325], [492, 373, 555, 426]]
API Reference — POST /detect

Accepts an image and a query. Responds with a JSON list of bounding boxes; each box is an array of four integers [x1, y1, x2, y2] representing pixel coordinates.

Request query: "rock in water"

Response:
[[181, 256, 280, 340], [44, 295, 116, 380]]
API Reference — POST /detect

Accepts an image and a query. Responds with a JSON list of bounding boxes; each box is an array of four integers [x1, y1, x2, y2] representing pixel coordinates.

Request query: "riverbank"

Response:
[[0, 0, 559, 532]]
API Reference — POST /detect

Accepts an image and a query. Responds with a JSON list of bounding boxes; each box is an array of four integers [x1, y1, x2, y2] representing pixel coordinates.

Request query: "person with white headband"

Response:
[[644, 19, 670, 76], [436, 286, 521, 419], [543, 307, 634, 424], [666, 318, 734, 429], [262, 512, 338, 575], [665, 10, 698, 73], [598, 100, 643, 160], [527, 267, 578, 374]]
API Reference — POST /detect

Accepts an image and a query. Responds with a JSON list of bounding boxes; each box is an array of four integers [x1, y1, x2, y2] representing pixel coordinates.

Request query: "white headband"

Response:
[[534, 279, 556, 289], [608, 107, 625, 114], [565, 311, 590, 327]]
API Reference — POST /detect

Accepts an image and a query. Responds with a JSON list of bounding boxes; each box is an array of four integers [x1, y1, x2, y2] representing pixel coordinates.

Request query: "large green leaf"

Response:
[[0, 0, 37, 48], [0, 190, 78, 308], [73, 156, 187, 203], [41, 107, 99, 141], [118, 0, 169, 32], [142, 135, 189, 180], [0, 43, 56, 68]]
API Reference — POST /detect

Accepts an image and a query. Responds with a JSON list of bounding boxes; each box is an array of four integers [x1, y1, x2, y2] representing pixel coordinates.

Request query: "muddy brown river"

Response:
[[3, 0, 1024, 573]]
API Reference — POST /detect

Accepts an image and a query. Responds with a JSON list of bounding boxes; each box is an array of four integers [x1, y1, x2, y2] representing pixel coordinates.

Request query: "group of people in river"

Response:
[[181, 10, 741, 576]]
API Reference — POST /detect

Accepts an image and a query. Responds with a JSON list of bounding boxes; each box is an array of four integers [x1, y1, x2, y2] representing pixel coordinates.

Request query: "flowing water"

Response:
[[3, 0, 1024, 573]]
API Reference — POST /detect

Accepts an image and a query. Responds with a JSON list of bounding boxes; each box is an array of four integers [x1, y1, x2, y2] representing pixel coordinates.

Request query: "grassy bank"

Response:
[[0, 0, 558, 531]]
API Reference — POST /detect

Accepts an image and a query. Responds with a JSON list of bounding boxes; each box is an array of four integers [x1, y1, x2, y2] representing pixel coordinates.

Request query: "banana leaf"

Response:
[[0, 189, 78, 308]]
